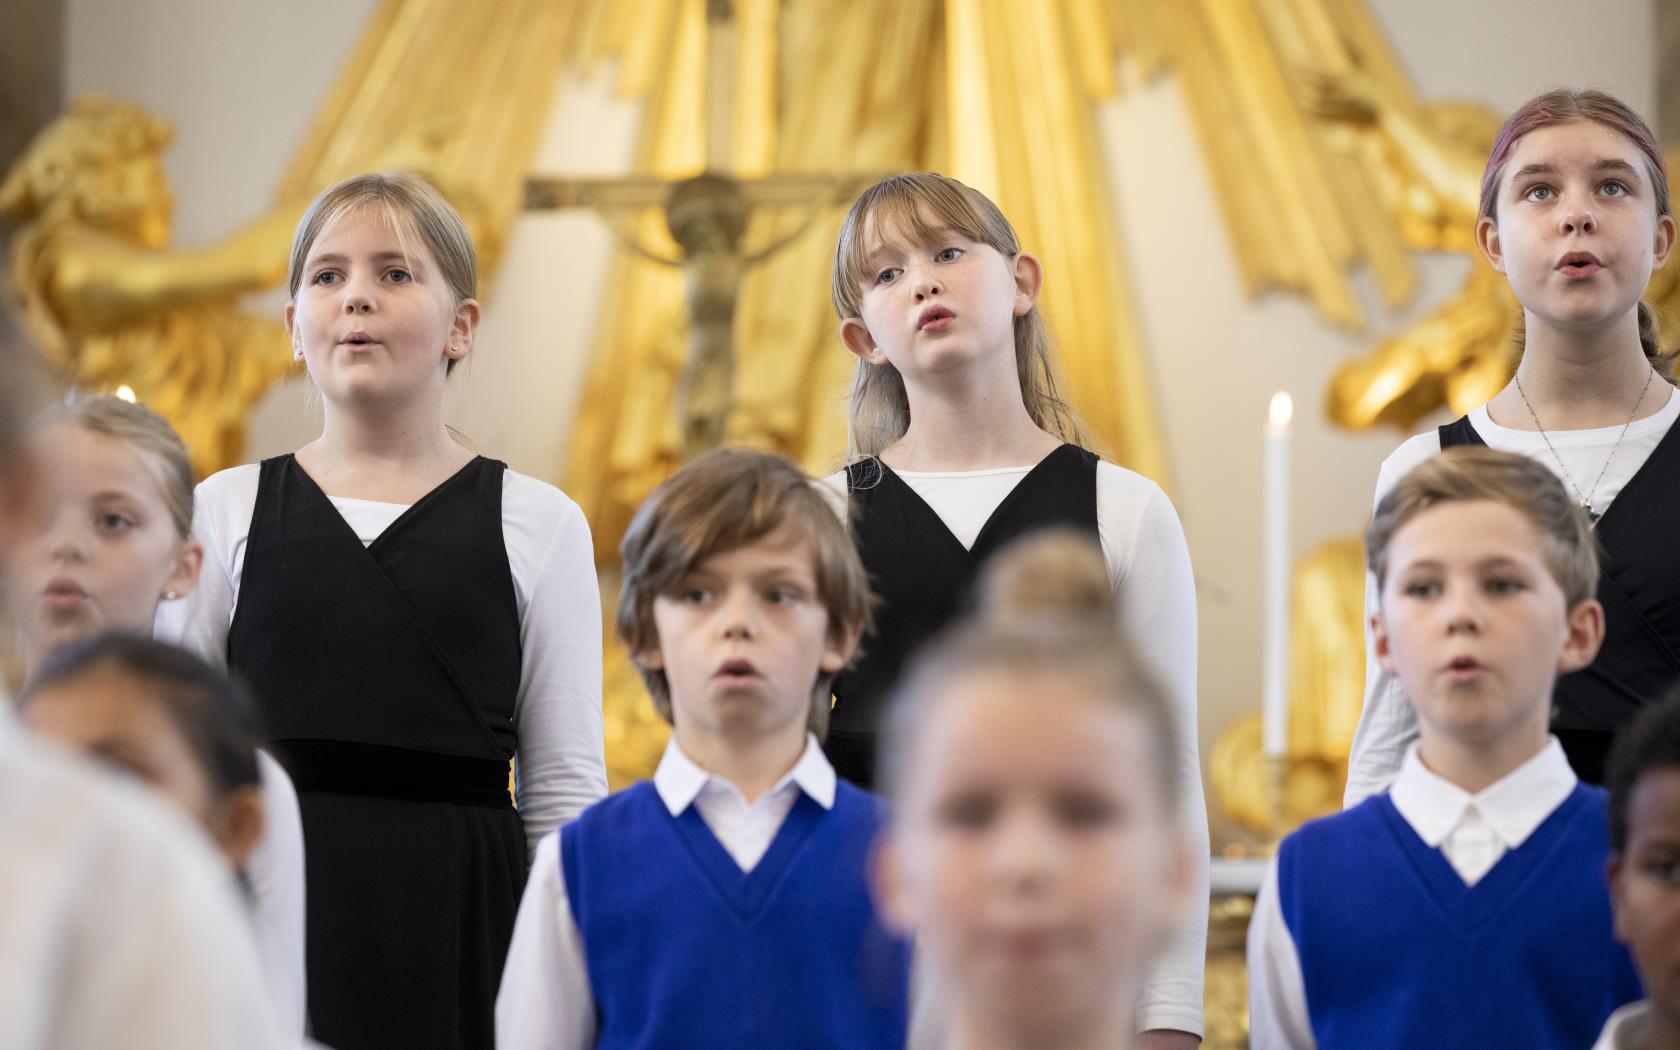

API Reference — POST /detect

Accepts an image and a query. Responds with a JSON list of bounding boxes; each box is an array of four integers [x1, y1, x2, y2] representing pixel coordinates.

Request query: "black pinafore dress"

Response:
[[1440, 416, 1680, 783], [228, 454, 525, 1050], [827, 444, 1101, 789]]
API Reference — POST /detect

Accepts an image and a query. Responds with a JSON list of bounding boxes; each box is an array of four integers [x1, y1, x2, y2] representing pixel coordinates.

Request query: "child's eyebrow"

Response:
[[861, 245, 899, 271], [307, 250, 413, 267], [1511, 159, 1642, 181], [1472, 555, 1533, 572], [88, 488, 145, 506]]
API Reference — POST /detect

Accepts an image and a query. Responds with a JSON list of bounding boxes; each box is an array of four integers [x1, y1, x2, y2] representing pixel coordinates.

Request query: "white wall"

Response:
[[62, 0, 1655, 798]]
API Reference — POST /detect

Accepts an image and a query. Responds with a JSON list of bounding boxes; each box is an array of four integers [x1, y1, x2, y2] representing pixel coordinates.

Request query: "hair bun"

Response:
[[978, 530, 1115, 626]]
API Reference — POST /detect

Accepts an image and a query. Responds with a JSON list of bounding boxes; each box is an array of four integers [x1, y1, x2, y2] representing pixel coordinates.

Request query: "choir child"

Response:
[[158, 171, 608, 1050], [1252, 447, 1641, 1048], [497, 447, 909, 1050]]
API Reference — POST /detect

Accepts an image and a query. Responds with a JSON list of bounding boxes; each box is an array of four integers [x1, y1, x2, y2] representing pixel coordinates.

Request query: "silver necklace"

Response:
[[1513, 368, 1656, 525]]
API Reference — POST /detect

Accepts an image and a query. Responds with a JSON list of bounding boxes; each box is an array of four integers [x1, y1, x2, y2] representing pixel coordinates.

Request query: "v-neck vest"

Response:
[[1439, 415, 1680, 783], [827, 444, 1100, 788], [1278, 787, 1639, 1049], [560, 781, 909, 1050], [227, 453, 523, 798]]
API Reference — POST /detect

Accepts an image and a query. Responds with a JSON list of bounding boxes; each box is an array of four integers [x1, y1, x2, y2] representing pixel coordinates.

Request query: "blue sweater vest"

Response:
[[1277, 785, 1641, 1050], [560, 779, 909, 1050]]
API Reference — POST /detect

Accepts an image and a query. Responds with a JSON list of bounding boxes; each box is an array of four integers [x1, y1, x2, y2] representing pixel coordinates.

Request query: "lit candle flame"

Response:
[[1268, 390, 1293, 429], [114, 385, 138, 403]]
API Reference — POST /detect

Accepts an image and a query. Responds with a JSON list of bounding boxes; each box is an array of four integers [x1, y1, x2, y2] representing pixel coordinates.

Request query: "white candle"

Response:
[[1262, 391, 1293, 761]]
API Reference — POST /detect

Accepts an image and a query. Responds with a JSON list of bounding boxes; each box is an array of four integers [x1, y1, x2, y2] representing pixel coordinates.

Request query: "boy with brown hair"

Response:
[[496, 447, 908, 1050], [1250, 446, 1641, 1049]]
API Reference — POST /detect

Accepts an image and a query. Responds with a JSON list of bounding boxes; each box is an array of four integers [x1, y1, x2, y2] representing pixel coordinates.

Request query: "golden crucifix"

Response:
[[525, 0, 879, 458]]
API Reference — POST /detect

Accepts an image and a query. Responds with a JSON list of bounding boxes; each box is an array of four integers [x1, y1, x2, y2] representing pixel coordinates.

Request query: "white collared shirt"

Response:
[[654, 731, 837, 872], [1593, 1000, 1653, 1050], [1389, 738, 1577, 886], [1248, 738, 1578, 1050], [495, 734, 836, 1050]]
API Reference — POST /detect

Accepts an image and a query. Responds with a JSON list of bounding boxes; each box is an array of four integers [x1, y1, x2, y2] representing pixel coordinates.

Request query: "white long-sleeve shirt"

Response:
[[1344, 389, 1680, 807], [0, 711, 295, 1050], [821, 457, 1210, 1038], [1250, 739, 1578, 1049], [249, 751, 307, 1038], [156, 461, 609, 858], [495, 734, 837, 1049]]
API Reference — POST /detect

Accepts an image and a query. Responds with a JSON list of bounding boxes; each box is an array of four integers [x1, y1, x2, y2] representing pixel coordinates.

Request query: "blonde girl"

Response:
[[874, 532, 1194, 1050], [158, 172, 607, 1050], [1348, 90, 1680, 801], [1, 393, 309, 1036], [825, 173, 1208, 1046]]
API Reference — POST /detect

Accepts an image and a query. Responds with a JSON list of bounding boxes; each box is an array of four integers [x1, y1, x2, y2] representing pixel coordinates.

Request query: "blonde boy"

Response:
[[1250, 446, 1640, 1049], [496, 448, 909, 1050]]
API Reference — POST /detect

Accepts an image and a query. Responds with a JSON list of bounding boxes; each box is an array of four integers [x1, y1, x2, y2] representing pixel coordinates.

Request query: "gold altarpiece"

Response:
[[20, 0, 1679, 832], [15, 3, 1679, 1045]]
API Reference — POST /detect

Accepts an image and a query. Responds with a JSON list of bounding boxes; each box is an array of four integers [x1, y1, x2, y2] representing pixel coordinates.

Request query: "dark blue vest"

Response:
[[1278, 786, 1639, 1049], [560, 780, 909, 1050]]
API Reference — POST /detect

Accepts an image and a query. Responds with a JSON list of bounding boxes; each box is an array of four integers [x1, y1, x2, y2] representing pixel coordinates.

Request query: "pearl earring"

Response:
[[163, 590, 178, 600]]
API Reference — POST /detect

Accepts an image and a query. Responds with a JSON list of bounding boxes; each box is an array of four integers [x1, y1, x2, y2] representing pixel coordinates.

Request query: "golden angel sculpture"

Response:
[[1, 98, 298, 476]]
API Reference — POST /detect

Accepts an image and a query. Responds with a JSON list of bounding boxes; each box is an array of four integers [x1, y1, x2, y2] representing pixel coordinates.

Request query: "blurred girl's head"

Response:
[[873, 532, 1190, 1047], [3, 394, 200, 670], [17, 634, 266, 869]]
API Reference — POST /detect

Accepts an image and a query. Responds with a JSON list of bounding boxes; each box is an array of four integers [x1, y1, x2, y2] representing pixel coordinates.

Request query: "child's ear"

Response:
[[1558, 598, 1606, 674], [1654, 213, 1677, 271], [1010, 252, 1043, 316], [1476, 216, 1506, 274], [161, 537, 204, 604], [839, 317, 886, 366], [819, 621, 865, 675], [1371, 610, 1398, 674], [284, 302, 303, 361], [208, 786, 266, 872], [868, 834, 916, 937], [445, 299, 480, 362]]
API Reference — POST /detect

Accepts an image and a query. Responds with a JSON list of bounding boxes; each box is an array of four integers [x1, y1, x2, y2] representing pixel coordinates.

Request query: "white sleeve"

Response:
[[1342, 438, 1436, 808], [510, 487, 608, 858], [496, 832, 598, 1050], [1102, 470, 1208, 1038], [248, 752, 308, 1039], [1247, 856, 1317, 1050], [155, 468, 256, 667]]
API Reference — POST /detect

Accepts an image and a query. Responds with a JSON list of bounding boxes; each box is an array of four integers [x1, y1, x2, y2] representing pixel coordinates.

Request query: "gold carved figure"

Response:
[[1, 98, 297, 476]]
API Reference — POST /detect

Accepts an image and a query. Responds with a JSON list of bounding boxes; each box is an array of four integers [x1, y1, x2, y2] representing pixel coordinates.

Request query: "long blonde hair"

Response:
[[830, 173, 1084, 460], [286, 172, 477, 373]]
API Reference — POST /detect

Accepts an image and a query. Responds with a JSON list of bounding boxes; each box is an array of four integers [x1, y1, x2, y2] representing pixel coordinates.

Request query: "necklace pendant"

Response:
[[1583, 502, 1600, 524]]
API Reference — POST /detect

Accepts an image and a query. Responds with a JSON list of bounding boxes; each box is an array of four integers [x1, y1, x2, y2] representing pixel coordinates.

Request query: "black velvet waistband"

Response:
[[276, 738, 513, 808]]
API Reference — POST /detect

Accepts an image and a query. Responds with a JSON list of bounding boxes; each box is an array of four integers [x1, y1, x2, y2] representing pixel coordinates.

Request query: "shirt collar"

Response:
[[652, 732, 837, 816], [1390, 737, 1577, 849], [1592, 1000, 1650, 1050]]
